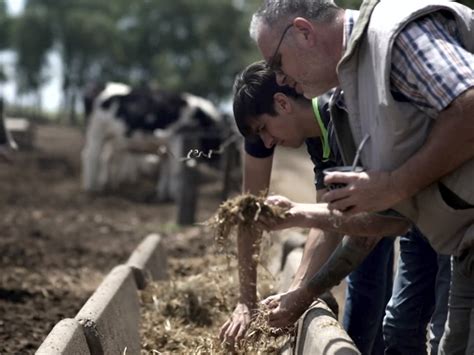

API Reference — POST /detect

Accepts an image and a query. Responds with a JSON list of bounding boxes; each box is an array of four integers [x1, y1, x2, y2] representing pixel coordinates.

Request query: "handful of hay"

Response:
[[208, 193, 288, 248]]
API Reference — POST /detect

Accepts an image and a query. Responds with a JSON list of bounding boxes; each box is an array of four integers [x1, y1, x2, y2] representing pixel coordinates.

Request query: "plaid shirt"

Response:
[[346, 9, 474, 117]]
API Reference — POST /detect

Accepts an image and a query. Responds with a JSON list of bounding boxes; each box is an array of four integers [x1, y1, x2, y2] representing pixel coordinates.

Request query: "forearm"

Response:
[[289, 228, 342, 290], [238, 153, 273, 306], [305, 235, 383, 296], [237, 224, 260, 307], [291, 203, 410, 237], [391, 89, 474, 200]]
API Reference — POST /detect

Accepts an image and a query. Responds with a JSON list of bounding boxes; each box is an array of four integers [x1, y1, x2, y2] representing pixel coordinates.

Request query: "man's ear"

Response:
[[274, 93, 292, 114], [292, 17, 316, 47]]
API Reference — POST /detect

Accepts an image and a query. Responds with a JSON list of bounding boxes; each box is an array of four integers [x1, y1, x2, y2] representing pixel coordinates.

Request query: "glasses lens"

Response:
[[267, 24, 292, 74]]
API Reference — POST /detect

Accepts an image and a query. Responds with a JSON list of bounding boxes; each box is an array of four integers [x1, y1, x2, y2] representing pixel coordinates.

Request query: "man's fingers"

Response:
[[324, 172, 357, 184], [327, 197, 356, 213], [236, 325, 247, 344], [268, 306, 283, 322], [270, 327, 287, 337], [261, 296, 279, 307], [266, 195, 291, 208], [224, 323, 240, 347], [266, 301, 279, 310], [322, 186, 351, 204], [219, 320, 231, 341]]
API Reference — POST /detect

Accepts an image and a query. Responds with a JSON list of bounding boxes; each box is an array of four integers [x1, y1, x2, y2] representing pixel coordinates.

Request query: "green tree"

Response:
[[0, 2, 12, 90], [13, 0, 258, 122], [15, 0, 125, 122], [109, 0, 258, 100], [12, 6, 53, 107]]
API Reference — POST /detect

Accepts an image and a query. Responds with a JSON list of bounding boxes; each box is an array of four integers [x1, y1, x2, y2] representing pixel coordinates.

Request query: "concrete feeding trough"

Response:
[[36, 234, 167, 355], [37, 231, 359, 354]]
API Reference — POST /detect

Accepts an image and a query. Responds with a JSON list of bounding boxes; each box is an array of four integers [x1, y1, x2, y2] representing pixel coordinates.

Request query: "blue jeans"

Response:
[[383, 228, 451, 355], [343, 237, 395, 355], [439, 251, 474, 354]]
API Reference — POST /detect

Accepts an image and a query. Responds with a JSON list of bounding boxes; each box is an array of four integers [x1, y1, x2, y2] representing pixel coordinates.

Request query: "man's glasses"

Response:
[[266, 24, 293, 74]]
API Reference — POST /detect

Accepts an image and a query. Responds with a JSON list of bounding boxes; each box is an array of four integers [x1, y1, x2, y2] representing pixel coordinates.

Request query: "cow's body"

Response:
[[81, 82, 224, 201]]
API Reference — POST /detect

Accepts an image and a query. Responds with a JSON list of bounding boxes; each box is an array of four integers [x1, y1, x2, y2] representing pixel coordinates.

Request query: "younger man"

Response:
[[220, 61, 394, 353]]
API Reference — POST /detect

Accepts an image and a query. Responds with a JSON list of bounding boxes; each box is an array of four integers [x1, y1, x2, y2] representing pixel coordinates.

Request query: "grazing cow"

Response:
[[81, 82, 226, 201]]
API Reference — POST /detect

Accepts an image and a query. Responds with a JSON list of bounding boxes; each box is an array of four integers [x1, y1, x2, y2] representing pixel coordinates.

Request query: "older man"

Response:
[[250, 0, 474, 353]]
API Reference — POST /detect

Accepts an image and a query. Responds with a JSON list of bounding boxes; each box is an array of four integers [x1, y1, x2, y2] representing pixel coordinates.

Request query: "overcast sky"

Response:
[[6, 0, 25, 15], [2, 0, 62, 112]]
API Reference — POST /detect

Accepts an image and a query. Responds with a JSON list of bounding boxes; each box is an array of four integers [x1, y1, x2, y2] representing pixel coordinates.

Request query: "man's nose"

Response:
[[260, 132, 275, 149]]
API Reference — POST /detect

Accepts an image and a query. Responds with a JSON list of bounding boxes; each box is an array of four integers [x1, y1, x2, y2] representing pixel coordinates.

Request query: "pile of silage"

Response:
[[140, 195, 293, 354], [140, 255, 293, 354]]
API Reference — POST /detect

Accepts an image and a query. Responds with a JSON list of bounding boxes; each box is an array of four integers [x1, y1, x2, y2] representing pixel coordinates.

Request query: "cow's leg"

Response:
[[156, 155, 172, 202], [98, 140, 114, 190], [168, 136, 183, 201], [81, 113, 109, 191], [155, 139, 181, 202], [94, 118, 127, 191]]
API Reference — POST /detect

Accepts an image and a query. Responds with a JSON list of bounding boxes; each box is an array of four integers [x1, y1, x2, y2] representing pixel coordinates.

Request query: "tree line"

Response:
[[0, 0, 472, 123]]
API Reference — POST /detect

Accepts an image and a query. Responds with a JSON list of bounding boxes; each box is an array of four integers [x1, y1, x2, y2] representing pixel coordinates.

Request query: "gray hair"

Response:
[[250, 0, 340, 41]]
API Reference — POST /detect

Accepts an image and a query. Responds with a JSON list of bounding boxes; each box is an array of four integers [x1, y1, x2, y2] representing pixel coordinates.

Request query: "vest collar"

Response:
[[338, 0, 380, 70]]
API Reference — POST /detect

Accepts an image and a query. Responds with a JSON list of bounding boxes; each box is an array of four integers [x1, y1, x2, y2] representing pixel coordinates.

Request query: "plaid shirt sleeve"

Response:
[[390, 12, 474, 118]]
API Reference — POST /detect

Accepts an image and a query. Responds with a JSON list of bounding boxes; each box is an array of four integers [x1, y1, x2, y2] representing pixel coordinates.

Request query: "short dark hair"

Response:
[[233, 60, 305, 138]]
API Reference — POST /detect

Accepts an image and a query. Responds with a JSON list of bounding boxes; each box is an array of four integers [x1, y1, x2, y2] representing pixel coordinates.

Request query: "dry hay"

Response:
[[208, 193, 288, 249], [141, 195, 293, 354], [140, 254, 293, 354]]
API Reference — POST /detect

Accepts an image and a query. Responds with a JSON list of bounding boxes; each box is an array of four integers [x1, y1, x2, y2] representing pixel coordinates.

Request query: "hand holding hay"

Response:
[[209, 193, 289, 247]]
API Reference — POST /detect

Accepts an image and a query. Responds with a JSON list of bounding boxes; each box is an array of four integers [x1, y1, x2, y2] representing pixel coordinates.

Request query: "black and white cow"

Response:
[[81, 82, 225, 201]]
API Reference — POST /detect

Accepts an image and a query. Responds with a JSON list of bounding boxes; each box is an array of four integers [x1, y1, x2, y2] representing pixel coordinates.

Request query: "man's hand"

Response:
[[261, 286, 314, 329], [258, 195, 303, 230], [219, 303, 254, 348], [266, 195, 294, 208], [322, 170, 404, 214]]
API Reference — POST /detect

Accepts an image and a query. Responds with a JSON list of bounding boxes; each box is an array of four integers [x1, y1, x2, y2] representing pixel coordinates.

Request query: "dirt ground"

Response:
[[0, 124, 345, 354]]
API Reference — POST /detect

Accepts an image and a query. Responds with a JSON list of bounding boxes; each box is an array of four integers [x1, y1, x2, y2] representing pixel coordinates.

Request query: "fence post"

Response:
[[177, 132, 198, 225], [221, 138, 236, 200]]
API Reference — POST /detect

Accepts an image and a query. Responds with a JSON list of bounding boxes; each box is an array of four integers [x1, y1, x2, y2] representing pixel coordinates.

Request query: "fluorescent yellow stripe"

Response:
[[312, 97, 330, 161]]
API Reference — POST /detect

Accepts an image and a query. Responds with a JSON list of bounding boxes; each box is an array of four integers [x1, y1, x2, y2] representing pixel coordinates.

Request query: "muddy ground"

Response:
[[0, 124, 229, 354], [0, 123, 345, 354]]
